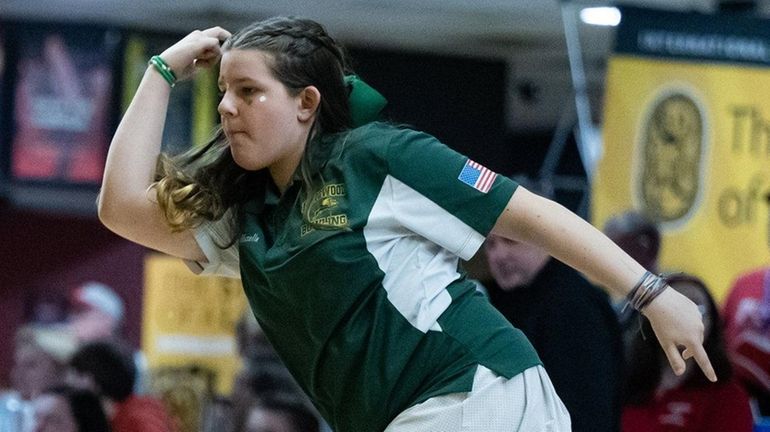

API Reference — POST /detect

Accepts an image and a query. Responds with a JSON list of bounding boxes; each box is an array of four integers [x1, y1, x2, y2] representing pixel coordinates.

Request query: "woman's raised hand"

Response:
[[159, 26, 232, 82]]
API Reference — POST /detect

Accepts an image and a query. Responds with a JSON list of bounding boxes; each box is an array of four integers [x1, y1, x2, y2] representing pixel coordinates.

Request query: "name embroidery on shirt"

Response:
[[239, 233, 261, 243], [300, 183, 349, 236]]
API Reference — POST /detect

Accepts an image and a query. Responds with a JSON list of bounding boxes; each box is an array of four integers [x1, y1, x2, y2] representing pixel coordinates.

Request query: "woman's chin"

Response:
[[230, 151, 265, 172]]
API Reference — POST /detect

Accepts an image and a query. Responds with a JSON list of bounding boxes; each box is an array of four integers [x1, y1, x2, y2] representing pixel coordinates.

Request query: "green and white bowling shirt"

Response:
[[193, 122, 541, 432]]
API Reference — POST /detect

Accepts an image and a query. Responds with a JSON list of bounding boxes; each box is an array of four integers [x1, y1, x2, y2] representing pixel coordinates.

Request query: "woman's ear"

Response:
[[297, 86, 321, 122]]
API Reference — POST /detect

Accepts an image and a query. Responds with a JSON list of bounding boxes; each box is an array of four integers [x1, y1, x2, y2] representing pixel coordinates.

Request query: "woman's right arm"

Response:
[[98, 27, 230, 261], [491, 187, 716, 381]]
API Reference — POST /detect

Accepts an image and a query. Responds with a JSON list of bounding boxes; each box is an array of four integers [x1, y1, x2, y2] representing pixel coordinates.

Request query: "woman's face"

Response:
[[244, 406, 296, 432], [484, 235, 550, 291], [11, 345, 62, 400], [218, 49, 311, 184], [33, 394, 77, 432]]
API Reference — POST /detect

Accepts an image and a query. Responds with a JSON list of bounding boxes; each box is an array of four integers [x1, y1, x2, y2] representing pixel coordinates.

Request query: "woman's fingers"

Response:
[[643, 287, 718, 381], [158, 26, 231, 79], [662, 343, 686, 376], [194, 58, 216, 69], [193, 46, 223, 69], [188, 27, 230, 71], [681, 347, 693, 360], [202, 26, 231, 42], [665, 343, 717, 381], [691, 345, 717, 382]]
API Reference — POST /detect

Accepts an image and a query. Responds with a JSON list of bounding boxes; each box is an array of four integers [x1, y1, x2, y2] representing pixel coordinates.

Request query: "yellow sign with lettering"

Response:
[[595, 55, 770, 302], [142, 254, 246, 394]]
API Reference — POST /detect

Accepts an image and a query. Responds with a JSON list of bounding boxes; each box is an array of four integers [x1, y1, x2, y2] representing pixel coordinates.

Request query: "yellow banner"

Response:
[[142, 253, 245, 394], [595, 55, 770, 302]]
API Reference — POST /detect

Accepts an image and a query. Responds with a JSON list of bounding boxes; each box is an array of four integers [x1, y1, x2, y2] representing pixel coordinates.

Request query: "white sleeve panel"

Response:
[[385, 175, 485, 261], [185, 215, 241, 279]]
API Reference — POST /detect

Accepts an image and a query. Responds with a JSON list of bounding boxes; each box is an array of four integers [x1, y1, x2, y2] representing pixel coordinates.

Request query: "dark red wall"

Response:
[[0, 203, 146, 387]]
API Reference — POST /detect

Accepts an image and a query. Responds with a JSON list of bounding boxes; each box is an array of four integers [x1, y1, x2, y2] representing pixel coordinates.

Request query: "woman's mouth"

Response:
[[225, 129, 245, 139]]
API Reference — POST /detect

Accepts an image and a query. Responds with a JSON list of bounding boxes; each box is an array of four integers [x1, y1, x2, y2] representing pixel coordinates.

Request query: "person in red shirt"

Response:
[[622, 273, 753, 432], [66, 340, 177, 432], [722, 267, 770, 416]]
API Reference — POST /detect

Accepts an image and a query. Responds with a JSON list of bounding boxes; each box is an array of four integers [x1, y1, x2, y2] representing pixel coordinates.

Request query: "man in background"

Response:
[[68, 281, 148, 394], [69, 281, 125, 342]]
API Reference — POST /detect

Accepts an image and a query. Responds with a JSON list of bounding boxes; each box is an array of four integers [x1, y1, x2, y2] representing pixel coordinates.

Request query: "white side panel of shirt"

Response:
[[364, 175, 485, 333]]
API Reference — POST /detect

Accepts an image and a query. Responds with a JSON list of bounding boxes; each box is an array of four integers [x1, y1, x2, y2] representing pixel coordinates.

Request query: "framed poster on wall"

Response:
[[8, 22, 121, 186]]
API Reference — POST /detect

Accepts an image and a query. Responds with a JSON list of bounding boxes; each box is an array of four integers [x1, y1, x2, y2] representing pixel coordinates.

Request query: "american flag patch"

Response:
[[457, 159, 497, 193]]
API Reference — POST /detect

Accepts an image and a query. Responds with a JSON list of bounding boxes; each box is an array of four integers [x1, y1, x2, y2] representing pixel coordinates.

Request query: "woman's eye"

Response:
[[242, 87, 257, 96]]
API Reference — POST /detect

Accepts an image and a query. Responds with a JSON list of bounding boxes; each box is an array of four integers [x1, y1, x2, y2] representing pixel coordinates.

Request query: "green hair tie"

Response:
[[345, 75, 387, 127]]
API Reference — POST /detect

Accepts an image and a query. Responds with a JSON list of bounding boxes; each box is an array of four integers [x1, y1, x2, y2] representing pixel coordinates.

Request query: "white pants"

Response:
[[384, 365, 572, 432]]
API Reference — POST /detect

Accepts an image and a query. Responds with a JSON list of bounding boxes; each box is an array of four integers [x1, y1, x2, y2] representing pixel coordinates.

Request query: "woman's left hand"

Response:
[[643, 288, 718, 381]]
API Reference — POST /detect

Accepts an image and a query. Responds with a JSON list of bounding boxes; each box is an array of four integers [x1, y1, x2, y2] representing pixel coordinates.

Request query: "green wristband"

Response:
[[149, 55, 177, 88]]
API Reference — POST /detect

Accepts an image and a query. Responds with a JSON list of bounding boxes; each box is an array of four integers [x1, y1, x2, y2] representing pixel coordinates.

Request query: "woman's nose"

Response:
[[218, 93, 236, 117]]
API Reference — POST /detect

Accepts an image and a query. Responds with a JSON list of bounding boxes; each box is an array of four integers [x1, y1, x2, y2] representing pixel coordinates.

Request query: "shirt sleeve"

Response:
[[185, 212, 241, 279], [380, 127, 517, 260]]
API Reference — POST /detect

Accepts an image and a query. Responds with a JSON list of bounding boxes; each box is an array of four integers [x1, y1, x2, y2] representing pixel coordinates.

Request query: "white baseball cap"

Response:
[[71, 281, 125, 323]]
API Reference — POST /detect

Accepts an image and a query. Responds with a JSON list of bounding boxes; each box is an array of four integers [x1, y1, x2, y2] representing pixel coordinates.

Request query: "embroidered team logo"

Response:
[[637, 91, 706, 224], [300, 183, 349, 236], [458, 159, 497, 193]]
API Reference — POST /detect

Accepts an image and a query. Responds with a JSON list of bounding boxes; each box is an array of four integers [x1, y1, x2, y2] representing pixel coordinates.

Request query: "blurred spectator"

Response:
[[32, 385, 109, 432], [231, 311, 286, 412], [23, 294, 68, 327], [69, 281, 125, 342], [722, 267, 770, 416], [235, 311, 280, 366], [68, 281, 148, 394], [602, 211, 661, 275], [603, 210, 664, 369], [0, 390, 34, 432], [483, 175, 624, 432], [228, 310, 330, 432], [11, 326, 76, 401], [622, 273, 752, 431], [67, 340, 176, 432], [151, 365, 215, 432], [200, 396, 234, 432], [240, 394, 319, 432], [1, 320, 76, 431], [231, 361, 306, 432]]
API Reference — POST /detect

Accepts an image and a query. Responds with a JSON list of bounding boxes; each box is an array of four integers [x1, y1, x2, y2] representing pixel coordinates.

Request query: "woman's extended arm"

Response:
[[492, 186, 717, 381], [98, 27, 230, 261]]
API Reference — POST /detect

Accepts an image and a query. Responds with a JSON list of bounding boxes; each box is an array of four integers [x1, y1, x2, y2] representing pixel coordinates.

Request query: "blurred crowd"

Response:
[[0, 282, 325, 432]]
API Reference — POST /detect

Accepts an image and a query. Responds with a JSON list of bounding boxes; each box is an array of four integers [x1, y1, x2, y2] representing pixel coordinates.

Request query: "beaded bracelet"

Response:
[[149, 55, 177, 88]]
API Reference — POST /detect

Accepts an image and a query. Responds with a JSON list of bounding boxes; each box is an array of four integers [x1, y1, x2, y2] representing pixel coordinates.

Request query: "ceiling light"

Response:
[[580, 7, 621, 26]]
